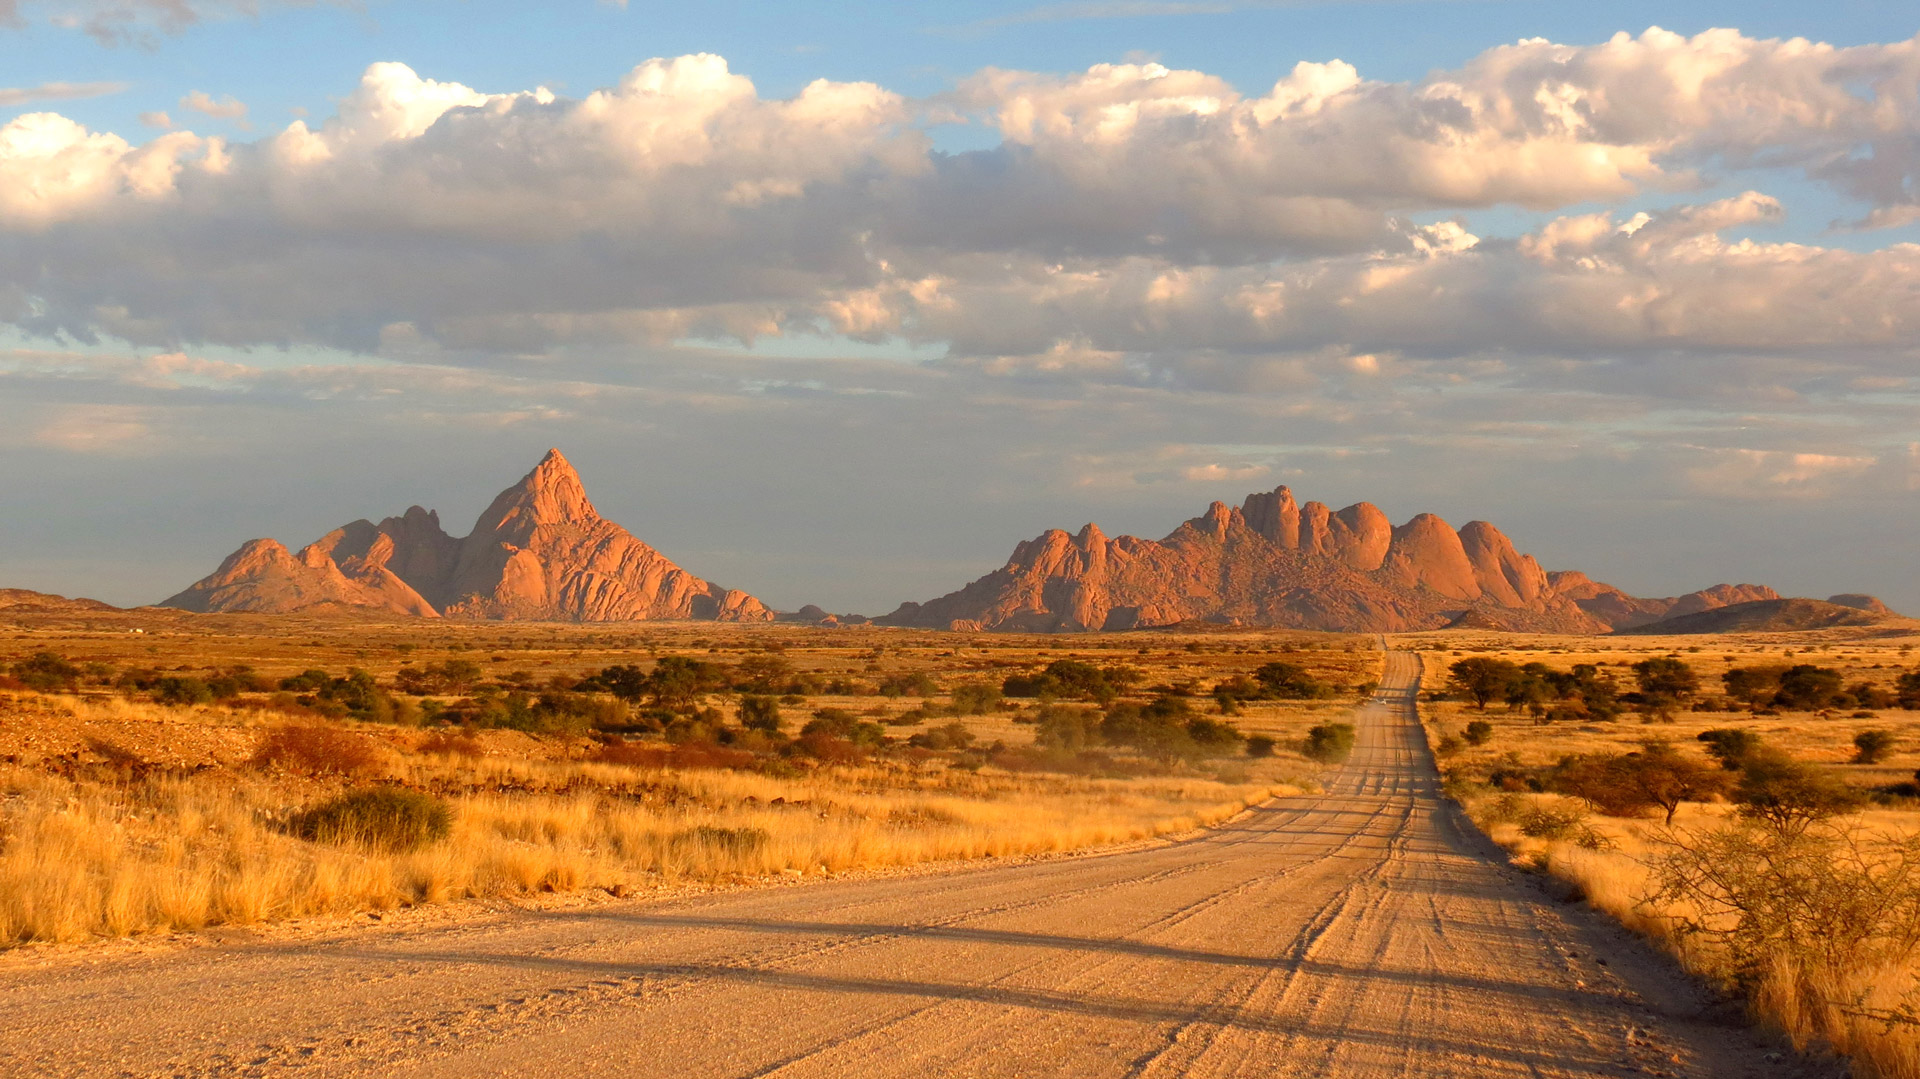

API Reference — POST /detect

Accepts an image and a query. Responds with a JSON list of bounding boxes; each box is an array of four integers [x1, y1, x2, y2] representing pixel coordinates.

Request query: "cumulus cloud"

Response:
[[1, 28, 1918, 382]]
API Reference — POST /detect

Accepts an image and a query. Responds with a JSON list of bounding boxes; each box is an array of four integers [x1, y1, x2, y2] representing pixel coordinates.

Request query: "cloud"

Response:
[[11, 1, 345, 45], [0, 30, 1918, 385], [178, 90, 245, 120], [0, 80, 128, 106]]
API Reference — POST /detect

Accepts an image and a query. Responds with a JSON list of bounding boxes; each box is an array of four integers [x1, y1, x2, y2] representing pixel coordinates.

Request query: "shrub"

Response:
[[1434, 734, 1464, 758], [1852, 729, 1898, 765], [11, 652, 79, 692], [152, 676, 215, 707], [1735, 751, 1862, 828], [1518, 802, 1588, 840], [1632, 656, 1700, 700], [290, 787, 452, 851], [1463, 720, 1494, 746], [1303, 723, 1356, 764], [252, 725, 384, 776], [1697, 728, 1762, 770], [738, 694, 783, 733], [1252, 662, 1333, 700], [1245, 735, 1276, 759], [1448, 658, 1523, 710], [908, 721, 976, 751], [949, 682, 1002, 715]]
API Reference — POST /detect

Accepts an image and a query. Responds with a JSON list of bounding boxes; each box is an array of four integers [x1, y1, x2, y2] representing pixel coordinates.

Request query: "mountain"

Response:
[[1618, 598, 1914, 635], [1829, 593, 1899, 616], [877, 486, 1783, 635], [163, 450, 772, 623]]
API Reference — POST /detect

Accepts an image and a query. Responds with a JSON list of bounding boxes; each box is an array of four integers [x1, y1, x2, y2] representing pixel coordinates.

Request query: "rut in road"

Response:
[[1, 649, 1816, 1078]]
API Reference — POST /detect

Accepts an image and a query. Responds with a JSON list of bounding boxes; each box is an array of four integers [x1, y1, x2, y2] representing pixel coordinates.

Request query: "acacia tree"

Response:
[[1448, 658, 1521, 710], [1555, 742, 1730, 825]]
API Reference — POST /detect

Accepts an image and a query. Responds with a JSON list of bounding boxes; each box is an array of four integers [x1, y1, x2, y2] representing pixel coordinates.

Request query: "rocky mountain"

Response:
[[878, 486, 1786, 634], [163, 450, 772, 623], [1619, 598, 1914, 635]]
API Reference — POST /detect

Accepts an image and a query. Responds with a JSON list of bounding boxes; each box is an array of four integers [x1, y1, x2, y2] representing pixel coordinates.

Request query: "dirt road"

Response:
[[3, 651, 1812, 1078]]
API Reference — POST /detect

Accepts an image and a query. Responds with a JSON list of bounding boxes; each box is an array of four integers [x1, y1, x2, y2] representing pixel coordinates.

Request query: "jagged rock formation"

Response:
[[1619, 598, 1914, 635], [879, 485, 1789, 635], [163, 450, 771, 623]]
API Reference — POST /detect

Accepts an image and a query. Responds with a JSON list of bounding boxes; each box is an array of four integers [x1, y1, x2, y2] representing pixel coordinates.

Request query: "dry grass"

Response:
[[0, 755, 1294, 946], [1408, 635, 1920, 1079]]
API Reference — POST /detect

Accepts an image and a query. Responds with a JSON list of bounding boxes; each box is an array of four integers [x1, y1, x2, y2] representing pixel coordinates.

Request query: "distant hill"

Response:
[[0, 589, 118, 612], [1619, 597, 1912, 635], [162, 450, 771, 623]]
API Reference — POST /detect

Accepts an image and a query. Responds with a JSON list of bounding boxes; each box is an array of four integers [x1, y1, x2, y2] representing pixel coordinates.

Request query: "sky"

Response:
[[1, 0, 1917, 617]]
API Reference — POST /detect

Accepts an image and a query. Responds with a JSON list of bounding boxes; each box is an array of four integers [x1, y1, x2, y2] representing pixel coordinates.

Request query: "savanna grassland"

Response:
[[1405, 626, 1920, 1077], [0, 604, 1379, 949]]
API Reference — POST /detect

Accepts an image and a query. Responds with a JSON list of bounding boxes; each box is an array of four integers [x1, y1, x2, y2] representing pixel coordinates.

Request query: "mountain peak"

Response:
[[473, 449, 598, 539]]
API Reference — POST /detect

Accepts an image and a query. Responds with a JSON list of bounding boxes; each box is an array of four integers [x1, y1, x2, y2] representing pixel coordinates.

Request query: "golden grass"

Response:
[[1411, 641, 1920, 1079], [0, 755, 1297, 947]]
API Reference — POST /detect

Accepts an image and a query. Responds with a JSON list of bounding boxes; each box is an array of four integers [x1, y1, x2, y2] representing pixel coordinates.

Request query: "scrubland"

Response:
[[1407, 626, 1920, 1077], [0, 612, 1377, 947]]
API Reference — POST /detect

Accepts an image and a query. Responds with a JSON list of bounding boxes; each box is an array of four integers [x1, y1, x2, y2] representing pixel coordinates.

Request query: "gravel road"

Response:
[[2, 650, 1819, 1078]]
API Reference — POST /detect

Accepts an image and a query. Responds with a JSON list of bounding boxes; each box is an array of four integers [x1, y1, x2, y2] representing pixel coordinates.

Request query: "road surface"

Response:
[[2, 650, 1809, 1078]]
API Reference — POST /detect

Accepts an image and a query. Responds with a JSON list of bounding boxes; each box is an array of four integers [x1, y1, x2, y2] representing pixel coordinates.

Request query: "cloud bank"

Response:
[[1, 27, 1917, 611]]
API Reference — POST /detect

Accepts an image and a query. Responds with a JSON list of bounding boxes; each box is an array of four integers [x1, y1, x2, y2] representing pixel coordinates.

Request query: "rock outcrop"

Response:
[[1829, 593, 1899, 616], [163, 450, 771, 623], [879, 485, 1800, 635], [880, 486, 1623, 633]]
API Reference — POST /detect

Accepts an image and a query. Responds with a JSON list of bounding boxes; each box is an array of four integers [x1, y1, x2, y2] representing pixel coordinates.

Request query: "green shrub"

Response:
[[153, 676, 214, 707], [291, 787, 452, 851], [11, 652, 79, 692], [1463, 720, 1494, 746], [1303, 723, 1357, 764]]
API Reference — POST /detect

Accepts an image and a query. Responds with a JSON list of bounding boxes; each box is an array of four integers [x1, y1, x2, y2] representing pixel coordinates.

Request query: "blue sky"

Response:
[[1, 0, 1917, 616]]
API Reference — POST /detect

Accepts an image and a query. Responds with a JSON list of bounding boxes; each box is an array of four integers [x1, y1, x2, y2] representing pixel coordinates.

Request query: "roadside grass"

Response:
[[0, 754, 1296, 946], [1408, 636, 1920, 1079]]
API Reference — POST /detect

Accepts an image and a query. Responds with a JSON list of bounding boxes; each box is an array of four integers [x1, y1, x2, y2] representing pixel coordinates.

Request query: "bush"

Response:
[[153, 676, 215, 707], [1853, 729, 1898, 765], [1735, 751, 1863, 828], [252, 725, 384, 776], [418, 730, 485, 757], [1463, 720, 1494, 746], [949, 682, 1002, 715], [1697, 728, 1762, 770], [1518, 802, 1588, 840], [11, 652, 79, 692], [1303, 723, 1356, 764], [290, 787, 452, 851], [1245, 735, 1276, 759], [737, 695, 783, 733], [1251, 662, 1333, 700]]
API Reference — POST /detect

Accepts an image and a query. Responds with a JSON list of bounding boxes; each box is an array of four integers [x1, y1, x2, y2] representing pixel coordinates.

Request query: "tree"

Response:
[[646, 656, 726, 711], [1853, 729, 1898, 765], [1633, 656, 1700, 701], [1252, 662, 1332, 700], [950, 683, 1002, 715], [1898, 668, 1920, 710], [1696, 728, 1762, 770], [1723, 666, 1788, 712], [1554, 743, 1731, 825], [732, 654, 793, 694], [1448, 658, 1522, 710], [1773, 665, 1845, 711], [1735, 751, 1862, 831]]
